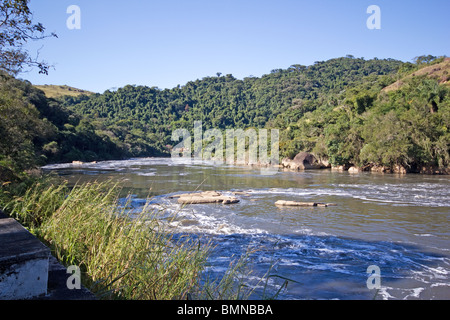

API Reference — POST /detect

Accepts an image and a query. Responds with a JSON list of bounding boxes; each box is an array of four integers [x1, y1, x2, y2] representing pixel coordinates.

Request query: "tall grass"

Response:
[[197, 249, 293, 300], [6, 180, 211, 300], [5, 178, 291, 300]]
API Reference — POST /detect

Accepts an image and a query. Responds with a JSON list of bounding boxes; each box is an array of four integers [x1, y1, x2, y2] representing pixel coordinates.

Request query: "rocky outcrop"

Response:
[[369, 164, 407, 174], [393, 165, 407, 174], [347, 165, 372, 173], [370, 164, 449, 175], [348, 166, 361, 173], [282, 151, 449, 175], [370, 165, 390, 173], [419, 165, 450, 175], [171, 191, 239, 205], [282, 152, 330, 171]]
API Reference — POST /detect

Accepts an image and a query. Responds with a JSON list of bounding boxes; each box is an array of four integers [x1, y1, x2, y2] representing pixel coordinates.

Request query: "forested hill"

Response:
[[0, 72, 124, 182], [59, 56, 404, 155], [1, 55, 449, 182], [59, 55, 449, 174], [63, 57, 402, 127], [280, 57, 449, 174]]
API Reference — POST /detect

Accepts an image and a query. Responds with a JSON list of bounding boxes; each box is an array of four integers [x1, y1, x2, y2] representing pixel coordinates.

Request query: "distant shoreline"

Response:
[[41, 155, 450, 176]]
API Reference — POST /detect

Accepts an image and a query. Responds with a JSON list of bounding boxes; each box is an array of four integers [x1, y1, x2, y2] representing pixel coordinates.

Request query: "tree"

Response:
[[0, 75, 55, 171], [414, 55, 437, 65], [0, 0, 57, 75]]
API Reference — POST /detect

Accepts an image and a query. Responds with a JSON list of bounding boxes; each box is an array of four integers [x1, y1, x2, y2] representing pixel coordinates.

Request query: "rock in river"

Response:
[[172, 191, 240, 205], [275, 200, 337, 207]]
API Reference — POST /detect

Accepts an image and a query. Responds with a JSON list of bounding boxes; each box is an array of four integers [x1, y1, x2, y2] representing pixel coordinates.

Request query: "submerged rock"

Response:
[[169, 191, 221, 199], [331, 165, 349, 171], [232, 191, 250, 196], [275, 200, 337, 207]]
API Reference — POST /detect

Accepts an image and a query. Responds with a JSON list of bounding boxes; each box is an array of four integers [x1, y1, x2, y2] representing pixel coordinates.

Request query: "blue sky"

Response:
[[20, 0, 450, 93]]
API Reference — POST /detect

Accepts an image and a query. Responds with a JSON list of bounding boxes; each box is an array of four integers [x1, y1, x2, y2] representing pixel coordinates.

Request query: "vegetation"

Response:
[[1, 178, 287, 300], [0, 0, 56, 75], [0, 71, 124, 183], [4, 179, 209, 299], [34, 84, 95, 99], [1, 56, 449, 184], [0, 0, 448, 302], [0, 0, 284, 301], [281, 58, 450, 173], [55, 55, 448, 173], [0, 2, 448, 179], [58, 56, 403, 157]]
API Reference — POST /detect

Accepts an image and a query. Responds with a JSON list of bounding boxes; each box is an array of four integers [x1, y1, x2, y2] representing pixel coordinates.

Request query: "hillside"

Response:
[[58, 56, 403, 157], [1, 55, 449, 183], [383, 57, 450, 92], [0, 72, 123, 182], [34, 84, 95, 98], [55, 55, 449, 174], [282, 57, 450, 174]]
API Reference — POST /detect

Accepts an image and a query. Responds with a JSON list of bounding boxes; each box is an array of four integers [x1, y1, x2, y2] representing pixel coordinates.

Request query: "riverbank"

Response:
[[279, 152, 450, 175], [1, 180, 212, 300], [1, 178, 276, 300], [44, 150, 450, 176]]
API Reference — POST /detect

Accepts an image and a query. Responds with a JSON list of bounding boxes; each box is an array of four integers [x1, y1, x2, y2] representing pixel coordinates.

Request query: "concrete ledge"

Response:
[[0, 215, 96, 300], [0, 218, 50, 300], [38, 255, 96, 300]]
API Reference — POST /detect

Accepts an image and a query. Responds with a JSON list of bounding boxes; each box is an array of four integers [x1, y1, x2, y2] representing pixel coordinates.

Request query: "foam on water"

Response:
[[153, 199, 269, 236], [244, 185, 450, 208]]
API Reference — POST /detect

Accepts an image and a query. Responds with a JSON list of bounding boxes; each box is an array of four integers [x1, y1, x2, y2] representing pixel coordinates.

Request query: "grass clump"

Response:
[[5, 180, 211, 300], [3, 178, 292, 300], [197, 249, 292, 301]]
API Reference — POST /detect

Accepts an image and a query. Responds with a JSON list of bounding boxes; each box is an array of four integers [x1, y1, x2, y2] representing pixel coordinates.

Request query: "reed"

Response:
[[197, 249, 291, 300], [5, 179, 291, 300], [6, 180, 211, 300]]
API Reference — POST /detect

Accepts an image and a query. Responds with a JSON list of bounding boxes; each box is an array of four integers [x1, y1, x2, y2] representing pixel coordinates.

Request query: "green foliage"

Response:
[[59, 57, 402, 159], [287, 73, 450, 171], [1, 55, 448, 179], [6, 179, 212, 300], [0, 0, 57, 75], [0, 71, 124, 182], [0, 73, 55, 174]]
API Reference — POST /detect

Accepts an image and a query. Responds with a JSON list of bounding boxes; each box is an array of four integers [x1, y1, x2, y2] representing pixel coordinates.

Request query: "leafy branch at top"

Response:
[[0, 0, 57, 75]]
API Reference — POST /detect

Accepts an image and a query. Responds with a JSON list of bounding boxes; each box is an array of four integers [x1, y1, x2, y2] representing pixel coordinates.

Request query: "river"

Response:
[[42, 157, 450, 300]]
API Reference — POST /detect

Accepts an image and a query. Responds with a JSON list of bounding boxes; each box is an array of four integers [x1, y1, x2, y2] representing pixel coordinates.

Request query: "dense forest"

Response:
[[59, 56, 404, 158], [0, 71, 123, 182], [1, 55, 449, 183]]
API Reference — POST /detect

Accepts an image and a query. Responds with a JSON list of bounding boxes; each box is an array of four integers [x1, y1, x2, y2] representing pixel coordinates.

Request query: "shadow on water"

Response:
[[172, 232, 450, 300]]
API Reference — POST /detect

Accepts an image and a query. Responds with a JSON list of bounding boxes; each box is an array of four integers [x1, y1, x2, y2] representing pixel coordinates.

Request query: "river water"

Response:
[[42, 157, 450, 300]]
